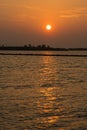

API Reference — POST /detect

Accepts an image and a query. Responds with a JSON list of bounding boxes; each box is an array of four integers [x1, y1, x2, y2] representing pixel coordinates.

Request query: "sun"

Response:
[[46, 24, 52, 30]]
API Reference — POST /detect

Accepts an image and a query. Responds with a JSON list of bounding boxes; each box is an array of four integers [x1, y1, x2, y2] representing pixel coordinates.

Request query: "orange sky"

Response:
[[0, 0, 87, 47]]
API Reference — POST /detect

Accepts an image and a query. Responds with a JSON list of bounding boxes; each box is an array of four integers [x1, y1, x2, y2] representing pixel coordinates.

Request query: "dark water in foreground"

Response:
[[0, 51, 87, 130]]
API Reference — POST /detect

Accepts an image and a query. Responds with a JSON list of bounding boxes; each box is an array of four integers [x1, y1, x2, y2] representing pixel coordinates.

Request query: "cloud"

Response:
[[0, 3, 35, 22], [60, 14, 79, 18], [0, 4, 9, 7], [60, 8, 87, 18], [0, 3, 33, 10]]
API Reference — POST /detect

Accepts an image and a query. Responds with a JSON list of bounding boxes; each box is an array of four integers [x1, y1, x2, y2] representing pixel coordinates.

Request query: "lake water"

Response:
[[0, 51, 87, 130]]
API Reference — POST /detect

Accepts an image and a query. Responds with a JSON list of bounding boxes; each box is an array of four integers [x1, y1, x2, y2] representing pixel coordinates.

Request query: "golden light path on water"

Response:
[[35, 53, 65, 129]]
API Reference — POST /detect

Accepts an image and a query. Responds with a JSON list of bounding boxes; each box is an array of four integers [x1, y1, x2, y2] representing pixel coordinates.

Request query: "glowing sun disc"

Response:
[[46, 24, 52, 30]]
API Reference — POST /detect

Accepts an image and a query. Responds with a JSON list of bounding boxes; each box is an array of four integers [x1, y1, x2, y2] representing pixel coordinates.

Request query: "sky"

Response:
[[0, 0, 87, 48]]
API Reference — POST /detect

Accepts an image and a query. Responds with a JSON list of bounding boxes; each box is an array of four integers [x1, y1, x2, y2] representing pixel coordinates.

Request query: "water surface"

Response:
[[0, 51, 87, 130]]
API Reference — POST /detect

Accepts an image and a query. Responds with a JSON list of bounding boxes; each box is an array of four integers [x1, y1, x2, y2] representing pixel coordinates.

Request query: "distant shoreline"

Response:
[[0, 46, 87, 51], [0, 53, 87, 57], [0, 46, 87, 57]]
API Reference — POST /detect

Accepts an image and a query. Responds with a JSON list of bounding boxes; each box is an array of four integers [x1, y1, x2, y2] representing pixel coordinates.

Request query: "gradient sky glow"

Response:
[[0, 0, 87, 47]]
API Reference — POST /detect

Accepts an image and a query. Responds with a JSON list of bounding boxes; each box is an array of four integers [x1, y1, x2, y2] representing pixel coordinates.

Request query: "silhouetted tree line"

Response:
[[24, 44, 52, 50], [0, 44, 87, 51]]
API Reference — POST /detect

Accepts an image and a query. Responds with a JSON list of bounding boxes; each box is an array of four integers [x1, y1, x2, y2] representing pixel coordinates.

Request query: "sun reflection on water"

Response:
[[33, 55, 66, 129], [39, 55, 58, 85], [35, 85, 65, 129]]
